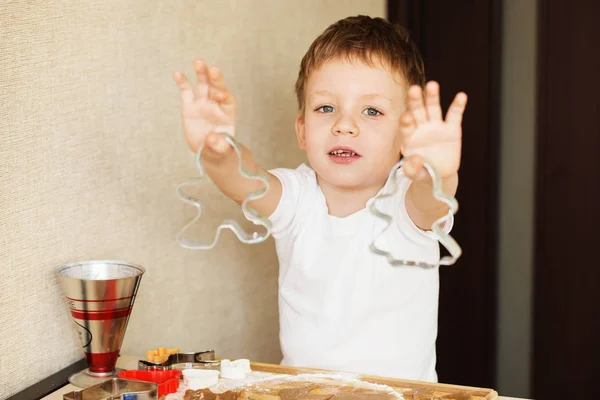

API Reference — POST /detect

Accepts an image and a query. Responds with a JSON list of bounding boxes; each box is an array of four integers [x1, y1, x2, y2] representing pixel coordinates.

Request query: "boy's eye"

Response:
[[363, 107, 382, 117], [316, 105, 335, 113]]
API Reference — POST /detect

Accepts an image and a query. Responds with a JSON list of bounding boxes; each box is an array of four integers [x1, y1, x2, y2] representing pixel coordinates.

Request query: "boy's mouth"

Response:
[[328, 147, 360, 157], [328, 146, 361, 164]]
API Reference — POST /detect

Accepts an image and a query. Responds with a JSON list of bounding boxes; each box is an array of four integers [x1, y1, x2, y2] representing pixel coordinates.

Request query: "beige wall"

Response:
[[0, 1, 385, 398]]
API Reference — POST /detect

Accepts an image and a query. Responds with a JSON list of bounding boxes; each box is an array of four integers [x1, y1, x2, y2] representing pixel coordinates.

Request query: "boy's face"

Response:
[[296, 57, 407, 191]]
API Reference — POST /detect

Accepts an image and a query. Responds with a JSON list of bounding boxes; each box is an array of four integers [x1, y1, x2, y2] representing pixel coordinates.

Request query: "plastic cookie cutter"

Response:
[[176, 132, 272, 250], [219, 358, 252, 379], [367, 159, 462, 268]]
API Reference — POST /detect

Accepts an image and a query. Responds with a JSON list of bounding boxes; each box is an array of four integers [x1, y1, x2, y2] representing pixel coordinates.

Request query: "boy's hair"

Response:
[[295, 15, 426, 112]]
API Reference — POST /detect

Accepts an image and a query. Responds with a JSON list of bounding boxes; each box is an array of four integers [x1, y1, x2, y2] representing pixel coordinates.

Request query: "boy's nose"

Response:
[[332, 115, 359, 137]]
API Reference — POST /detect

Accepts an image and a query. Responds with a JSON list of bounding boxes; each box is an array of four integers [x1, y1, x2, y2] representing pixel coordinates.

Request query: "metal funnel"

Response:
[[57, 260, 145, 388]]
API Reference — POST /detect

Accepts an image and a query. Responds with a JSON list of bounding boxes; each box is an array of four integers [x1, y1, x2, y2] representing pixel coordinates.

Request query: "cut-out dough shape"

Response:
[[176, 132, 272, 250], [367, 159, 462, 268]]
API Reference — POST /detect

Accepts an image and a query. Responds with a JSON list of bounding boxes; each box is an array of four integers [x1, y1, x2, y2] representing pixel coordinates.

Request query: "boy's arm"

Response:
[[405, 165, 458, 230], [400, 82, 467, 230], [173, 59, 282, 217], [201, 133, 282, 217]]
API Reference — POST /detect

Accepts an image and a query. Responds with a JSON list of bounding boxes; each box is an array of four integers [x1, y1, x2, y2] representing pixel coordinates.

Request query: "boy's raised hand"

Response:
[[400, 81, 467, 181], [173, 59, 235, 154]]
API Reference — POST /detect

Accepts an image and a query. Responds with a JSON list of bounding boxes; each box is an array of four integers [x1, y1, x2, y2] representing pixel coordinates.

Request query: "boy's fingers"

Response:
[[173, 72, 195, 103], [445, 92, 468, 125], [407, 85, 428, 125], [209, 88, 235, 106], [425, 81, 443, 121], [399, 112, 416, 139], [194, 59, 210, 98], [207, 69, 236, 118], [403, 154, 426, 180], [207, 66, 229, 92], [205, 132, 232, 154], [222, 91, 235, 106], [194, 59, 209, 84]]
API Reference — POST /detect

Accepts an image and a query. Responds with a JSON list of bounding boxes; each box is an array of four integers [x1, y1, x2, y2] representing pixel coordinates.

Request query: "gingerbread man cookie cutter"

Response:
[[176, 132, 272, 250], [367, 159, 462, 268]]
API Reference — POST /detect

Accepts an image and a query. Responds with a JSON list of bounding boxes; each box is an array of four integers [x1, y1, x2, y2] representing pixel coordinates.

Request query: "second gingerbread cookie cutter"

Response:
[[367, 159, 462, 268], [176, 132, 272, 250]]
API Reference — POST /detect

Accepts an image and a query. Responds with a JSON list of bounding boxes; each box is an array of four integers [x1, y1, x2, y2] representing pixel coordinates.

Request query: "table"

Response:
[[42, 355, 528, 400]]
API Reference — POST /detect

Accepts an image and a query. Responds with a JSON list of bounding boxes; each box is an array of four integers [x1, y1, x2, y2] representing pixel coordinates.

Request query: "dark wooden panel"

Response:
[[388, 0, 501, 388], [6, 358, 87, 400], [533, 1, 600, 399]]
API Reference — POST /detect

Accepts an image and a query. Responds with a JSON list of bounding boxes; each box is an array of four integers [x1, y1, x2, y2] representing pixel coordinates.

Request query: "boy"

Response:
[[173, 16, 467, 382]]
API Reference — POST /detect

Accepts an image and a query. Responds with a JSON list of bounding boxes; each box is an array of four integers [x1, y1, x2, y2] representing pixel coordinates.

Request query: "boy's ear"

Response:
[[295, 113, 306, 150]]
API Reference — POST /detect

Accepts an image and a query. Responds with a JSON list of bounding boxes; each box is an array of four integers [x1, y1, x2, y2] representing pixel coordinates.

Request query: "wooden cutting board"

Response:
[[249, 362, 498, 400]]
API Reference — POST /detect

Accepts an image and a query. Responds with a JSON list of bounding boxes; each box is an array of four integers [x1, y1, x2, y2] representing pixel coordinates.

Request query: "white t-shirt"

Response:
[[268, 163, 449, 382]]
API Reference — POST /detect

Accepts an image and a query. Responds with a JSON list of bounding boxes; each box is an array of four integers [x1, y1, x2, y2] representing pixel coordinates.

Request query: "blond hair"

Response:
[[295, 15, 426, 112]]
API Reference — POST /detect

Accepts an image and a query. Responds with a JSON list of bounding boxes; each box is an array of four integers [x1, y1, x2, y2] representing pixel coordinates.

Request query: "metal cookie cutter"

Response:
[[63, 378, 157, 400], [176, 132, 272, 249], [367, 159, 462, 268], [138, 350, 220, 371]]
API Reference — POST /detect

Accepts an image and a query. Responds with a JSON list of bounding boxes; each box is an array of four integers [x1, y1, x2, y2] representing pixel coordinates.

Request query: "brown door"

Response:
[[388, 0, 502, 388], [533, 1, 600, 398]]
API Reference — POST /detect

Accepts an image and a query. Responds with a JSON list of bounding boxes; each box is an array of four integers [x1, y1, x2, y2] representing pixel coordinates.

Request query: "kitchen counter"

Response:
[[42, 356, 529, 400]]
